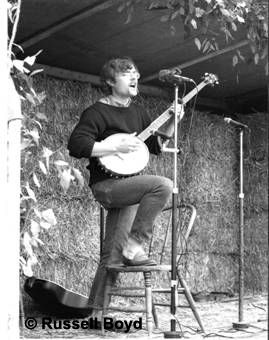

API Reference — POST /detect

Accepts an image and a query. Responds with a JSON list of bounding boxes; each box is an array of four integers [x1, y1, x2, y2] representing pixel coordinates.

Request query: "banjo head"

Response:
[[99, 134, 150, 176]]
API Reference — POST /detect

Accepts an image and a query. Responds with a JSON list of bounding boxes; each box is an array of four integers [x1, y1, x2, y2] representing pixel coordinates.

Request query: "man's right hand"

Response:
[[114, 133, 141, 153]]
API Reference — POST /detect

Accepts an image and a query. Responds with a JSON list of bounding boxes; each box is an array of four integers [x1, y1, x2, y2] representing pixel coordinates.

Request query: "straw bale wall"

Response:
[[20, 74, 268, 299]]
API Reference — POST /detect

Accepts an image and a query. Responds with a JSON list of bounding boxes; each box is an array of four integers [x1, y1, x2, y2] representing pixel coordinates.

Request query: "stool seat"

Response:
[[106, 264, 171, 272]]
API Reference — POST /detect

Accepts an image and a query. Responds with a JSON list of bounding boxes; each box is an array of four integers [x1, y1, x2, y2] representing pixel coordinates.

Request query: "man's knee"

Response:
[[157, 177, 173, 197]]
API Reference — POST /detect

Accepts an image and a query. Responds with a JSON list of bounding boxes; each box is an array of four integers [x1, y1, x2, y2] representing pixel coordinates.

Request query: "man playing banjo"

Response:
[[68, 56, 179, 323]]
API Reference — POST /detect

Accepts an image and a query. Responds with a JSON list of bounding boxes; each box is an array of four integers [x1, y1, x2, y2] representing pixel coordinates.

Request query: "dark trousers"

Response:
[[88, 175, 173, 309]]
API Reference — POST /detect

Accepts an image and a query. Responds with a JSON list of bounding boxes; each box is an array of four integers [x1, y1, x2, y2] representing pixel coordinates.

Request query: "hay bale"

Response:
[[19, 74, 267, 299]]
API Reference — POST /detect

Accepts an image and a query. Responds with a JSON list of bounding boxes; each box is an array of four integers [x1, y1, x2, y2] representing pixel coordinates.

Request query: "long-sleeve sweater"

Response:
[[67, 101, 161, 185]]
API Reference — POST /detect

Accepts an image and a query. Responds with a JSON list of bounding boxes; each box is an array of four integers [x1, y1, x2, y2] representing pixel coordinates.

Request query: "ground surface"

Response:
[[20, 294, 267, 340]]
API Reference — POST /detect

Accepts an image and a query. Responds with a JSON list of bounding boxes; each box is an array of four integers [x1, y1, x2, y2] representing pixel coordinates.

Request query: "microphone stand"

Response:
[[163, 83, 183, 338], [232, 128, 249, 330]]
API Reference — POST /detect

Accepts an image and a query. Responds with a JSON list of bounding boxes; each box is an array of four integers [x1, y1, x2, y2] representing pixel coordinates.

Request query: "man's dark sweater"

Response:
[[67, 101, 161, 185]]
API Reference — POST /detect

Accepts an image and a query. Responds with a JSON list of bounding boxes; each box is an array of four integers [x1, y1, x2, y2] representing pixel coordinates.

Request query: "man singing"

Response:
[[68, 56, 177, 324]]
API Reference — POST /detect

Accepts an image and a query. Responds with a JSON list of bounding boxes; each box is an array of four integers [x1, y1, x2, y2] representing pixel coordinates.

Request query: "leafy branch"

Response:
[[8, 1, 84, 277], [118, 0, 268, 73]]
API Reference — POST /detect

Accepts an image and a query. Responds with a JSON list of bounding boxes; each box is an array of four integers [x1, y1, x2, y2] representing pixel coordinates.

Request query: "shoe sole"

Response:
[[123, 258, 157, 266]]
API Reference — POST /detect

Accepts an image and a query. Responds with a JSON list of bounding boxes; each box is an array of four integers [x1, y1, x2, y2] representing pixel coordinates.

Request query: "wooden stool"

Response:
[[100, 204, 205, 336]]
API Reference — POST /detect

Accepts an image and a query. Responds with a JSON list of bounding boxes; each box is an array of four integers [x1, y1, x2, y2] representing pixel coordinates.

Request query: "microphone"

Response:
[[224, 118, 248, 129], [159, 69, 194, 84]]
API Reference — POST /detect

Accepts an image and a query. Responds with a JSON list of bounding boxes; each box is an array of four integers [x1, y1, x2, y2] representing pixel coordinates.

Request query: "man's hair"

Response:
[[100, 57, 139, 95]]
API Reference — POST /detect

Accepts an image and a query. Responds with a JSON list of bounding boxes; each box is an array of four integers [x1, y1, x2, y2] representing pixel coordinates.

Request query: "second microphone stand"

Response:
[[163, 83, 183, 338], [232, 127, 249, 330]]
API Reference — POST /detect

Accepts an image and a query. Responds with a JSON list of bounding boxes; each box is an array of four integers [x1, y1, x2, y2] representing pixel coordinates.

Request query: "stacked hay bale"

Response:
[[20, 74, 267, 301], [140, 96, 239, 294]]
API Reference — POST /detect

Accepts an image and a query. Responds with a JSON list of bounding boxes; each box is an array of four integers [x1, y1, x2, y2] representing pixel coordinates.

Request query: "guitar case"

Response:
[[24, 276, 92, 318]]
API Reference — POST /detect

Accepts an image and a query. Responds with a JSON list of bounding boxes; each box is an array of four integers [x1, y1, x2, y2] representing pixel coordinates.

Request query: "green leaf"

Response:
[[30, 69, 44, 77], [202, 40, 211, 53], [13, 59, 30, 73], [194, 37, 201, 50], [19, 256, 26, 267], [24, 56, 37, 67], [30, 220, 40, 238], [33, 173, 41, 188], [58, 168, 74, 193], [43, 147, 53, 170], [117, 2, 125, 12], [54, 160, 69, 166], [190, 18, 197, 29], [33, 119, 42, 130], [20, 257, 34, 277], [34, 208, 41, 219], [42, 147, 53, 158], [36, 112, 48, 122], [29, 128, 40, 145], [73, 168, 85, 187], [220, 8, 230, 17], [41, 208, 57, 226], [170, 24, 176, 36], [231, 22, 237, 31], [224, 29, 234, 42], [236, 73, 239, 84], [125, 12, 132, 24], [23, 232, 33, 257], [21, 138, 32, 150], [232, 54, 238, 67], [171, 11, 179, 21], [39, 160, 47, 175], [25, 92, 36, 106], [195, 7, 205, 18], [237, 49, 245, 62], [179, 7, 185, 15], [40, 221, 51, 230], [24, 50, 42, 66], [36, 91, 46, 104], [160, 14, 170, 23], [254, 53, 259, 64], [236, 15, 245, 23], [25, 182, 37, 202], [35, 238, 44, 246], [261, 47, 268, 60]]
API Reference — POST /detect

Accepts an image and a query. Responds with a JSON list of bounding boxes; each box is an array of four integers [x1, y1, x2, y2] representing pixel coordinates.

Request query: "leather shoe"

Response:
[[122, 253, 157, 266]]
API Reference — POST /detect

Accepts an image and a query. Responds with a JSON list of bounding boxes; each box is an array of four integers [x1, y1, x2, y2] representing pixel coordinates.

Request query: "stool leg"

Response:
[[152, 302, 159, 328], [178, 274, 205, 333], [19, 288, 25, 336], [144, 271, 153, 336], [102, 272, 113, 335]]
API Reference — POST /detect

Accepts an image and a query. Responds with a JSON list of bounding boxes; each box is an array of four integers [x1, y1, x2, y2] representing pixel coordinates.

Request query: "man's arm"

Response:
[[91, 133, 141, 157]]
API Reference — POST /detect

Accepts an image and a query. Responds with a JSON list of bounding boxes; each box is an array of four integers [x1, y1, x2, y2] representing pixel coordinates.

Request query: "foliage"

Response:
[[118, 0, 268, 73], [8, 1, 83, 277]]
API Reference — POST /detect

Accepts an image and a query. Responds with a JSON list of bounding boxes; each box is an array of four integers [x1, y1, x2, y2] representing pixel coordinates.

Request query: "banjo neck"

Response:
[[138, 79, 209, 141]]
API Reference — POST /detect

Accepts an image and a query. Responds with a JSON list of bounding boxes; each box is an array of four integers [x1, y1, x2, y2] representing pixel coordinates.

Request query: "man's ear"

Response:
[[106, 79, 115, 88]]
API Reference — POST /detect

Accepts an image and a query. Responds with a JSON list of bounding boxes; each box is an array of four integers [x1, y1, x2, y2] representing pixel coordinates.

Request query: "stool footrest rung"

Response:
[[109, 292, 145, 297], [153, 302, 191, 308], [152, 288, 185, 293], [111, 286, 145, 291], [106, 306, 146, 313], [109, 288, 185, 296]]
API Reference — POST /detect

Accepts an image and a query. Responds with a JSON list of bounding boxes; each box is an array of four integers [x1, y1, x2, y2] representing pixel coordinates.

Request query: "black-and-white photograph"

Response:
[[3, 1, 268, 339]]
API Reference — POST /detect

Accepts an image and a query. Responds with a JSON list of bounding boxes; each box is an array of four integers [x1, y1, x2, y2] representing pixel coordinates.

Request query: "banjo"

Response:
[[99, 73, 218, 177]]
